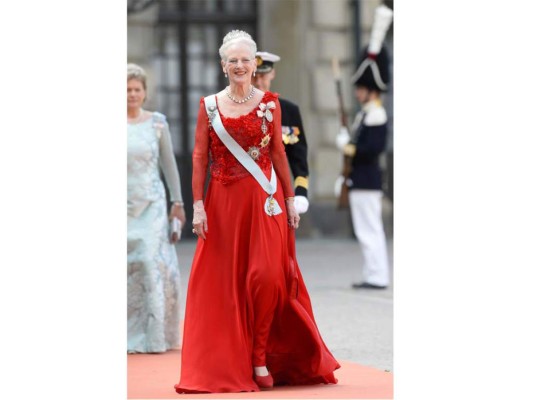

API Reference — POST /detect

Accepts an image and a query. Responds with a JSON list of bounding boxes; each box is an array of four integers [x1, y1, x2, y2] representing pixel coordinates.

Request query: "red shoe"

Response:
[[253, 372, 273, 389]]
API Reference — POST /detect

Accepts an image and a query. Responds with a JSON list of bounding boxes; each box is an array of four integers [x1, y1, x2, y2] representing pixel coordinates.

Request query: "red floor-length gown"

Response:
[[175, 91, 340, 393]]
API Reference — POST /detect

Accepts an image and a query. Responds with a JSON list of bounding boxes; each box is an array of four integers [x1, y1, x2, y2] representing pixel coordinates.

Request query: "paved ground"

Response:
[[128, 351, 393, 399], [175, 236, 393, 373]]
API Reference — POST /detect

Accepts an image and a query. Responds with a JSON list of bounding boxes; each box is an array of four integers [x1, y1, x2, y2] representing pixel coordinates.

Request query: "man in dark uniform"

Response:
[[336, 5, 393, 289], [252, 51, 309, 214]]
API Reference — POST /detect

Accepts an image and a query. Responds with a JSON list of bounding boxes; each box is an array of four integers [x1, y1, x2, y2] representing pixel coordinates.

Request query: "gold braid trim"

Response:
[[294, 176, 309, 189]]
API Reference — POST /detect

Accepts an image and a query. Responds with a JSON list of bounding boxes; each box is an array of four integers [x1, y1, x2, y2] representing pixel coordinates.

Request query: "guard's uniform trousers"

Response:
[[347, 100, 389, 287]]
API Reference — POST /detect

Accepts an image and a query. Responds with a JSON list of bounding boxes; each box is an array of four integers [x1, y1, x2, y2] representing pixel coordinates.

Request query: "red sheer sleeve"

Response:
[[192, 98, 210, 201], [270, 96, 295, 198]]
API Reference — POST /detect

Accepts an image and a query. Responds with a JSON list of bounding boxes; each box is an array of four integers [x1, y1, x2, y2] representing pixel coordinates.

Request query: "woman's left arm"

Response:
[[270, 98, 300, 229], [159, 119, 186, 228]]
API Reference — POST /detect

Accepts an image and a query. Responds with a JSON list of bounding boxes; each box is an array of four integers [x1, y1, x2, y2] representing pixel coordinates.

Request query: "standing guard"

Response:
[[336, 5, 393, 289]]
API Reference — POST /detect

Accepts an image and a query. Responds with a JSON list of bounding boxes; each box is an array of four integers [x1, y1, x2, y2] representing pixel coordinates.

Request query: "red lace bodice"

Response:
[[192, 91, 294, 201]]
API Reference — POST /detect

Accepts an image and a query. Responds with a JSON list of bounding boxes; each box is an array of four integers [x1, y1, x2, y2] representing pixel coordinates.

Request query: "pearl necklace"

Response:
[[128, 108, 144, 124], [226, 85, 255, 104]]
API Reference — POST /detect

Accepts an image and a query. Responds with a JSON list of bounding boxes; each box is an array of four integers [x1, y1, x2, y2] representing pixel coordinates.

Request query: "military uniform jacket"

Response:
[[279, 98, 309, 197], [349, 101, 388, 190]]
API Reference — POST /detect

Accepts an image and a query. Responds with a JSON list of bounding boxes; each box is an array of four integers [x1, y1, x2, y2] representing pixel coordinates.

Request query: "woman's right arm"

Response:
[[192, 98, 210, 239]]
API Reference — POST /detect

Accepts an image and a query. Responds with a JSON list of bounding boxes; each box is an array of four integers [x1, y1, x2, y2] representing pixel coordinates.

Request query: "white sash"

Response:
[[204, 94, 282, 216]]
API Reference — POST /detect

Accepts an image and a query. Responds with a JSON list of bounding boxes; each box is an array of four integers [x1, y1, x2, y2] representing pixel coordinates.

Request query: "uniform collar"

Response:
[[362, 98, 382, 113]]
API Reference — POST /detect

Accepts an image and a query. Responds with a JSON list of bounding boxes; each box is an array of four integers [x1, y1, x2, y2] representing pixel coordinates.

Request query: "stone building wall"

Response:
[[127, 0, 392, 237]]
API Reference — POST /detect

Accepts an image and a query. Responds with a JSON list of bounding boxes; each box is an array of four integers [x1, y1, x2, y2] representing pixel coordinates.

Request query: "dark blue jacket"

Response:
[[348, 103, 388, 190], [279, 98, 309, 197]]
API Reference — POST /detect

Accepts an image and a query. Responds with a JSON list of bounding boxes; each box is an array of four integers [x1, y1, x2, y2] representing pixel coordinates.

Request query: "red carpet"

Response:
[[128, 350, 393, 399]]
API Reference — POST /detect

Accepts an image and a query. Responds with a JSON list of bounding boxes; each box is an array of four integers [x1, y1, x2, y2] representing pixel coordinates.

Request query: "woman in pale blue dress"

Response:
[[127, 63, 186, 353]]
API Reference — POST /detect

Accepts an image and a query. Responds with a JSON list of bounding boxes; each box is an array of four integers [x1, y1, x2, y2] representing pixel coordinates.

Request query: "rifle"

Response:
[[332, 57, 351, 209]]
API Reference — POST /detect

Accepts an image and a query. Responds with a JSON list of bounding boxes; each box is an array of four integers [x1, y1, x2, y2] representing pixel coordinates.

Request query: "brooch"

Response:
[[267, 196, 276, 216], [260, 135, 271, 148], [248, 146, 260, 160], [207, 105, 217, 126], [257, 101, 276, 134]]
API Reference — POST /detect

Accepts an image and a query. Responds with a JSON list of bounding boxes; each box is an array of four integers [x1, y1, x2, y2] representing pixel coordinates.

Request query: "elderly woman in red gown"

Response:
[[175, 30, 339, 393]]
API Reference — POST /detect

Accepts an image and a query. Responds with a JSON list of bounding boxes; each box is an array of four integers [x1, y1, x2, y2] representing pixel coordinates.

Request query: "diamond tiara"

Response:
[[223, 30, 252, 44]]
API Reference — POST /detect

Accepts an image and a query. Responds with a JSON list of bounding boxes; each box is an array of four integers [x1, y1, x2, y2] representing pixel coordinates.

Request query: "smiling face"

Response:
[[221, 43, 256, 86], [127, 78, 146, 111]]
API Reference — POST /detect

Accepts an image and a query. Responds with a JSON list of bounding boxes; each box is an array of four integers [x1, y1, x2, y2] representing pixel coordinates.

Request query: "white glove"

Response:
[[336, 126, 350, 151], [334, 175, 345, 198], [192, 200, 208, 239], [294, 196, 309, 214]]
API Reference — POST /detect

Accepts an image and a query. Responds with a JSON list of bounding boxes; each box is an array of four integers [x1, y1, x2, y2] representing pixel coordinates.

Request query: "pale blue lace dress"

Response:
[[127, 112, 183, 353]]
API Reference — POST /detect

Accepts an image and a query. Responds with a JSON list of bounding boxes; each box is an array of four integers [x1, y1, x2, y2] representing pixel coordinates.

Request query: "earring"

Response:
[[224, 71, 227, 78], [253, 70, 256, 77]]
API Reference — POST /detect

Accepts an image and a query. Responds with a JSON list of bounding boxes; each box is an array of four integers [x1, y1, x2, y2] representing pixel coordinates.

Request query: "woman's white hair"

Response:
[[127, 63, 147, 90], [218, 30, 257, 60]]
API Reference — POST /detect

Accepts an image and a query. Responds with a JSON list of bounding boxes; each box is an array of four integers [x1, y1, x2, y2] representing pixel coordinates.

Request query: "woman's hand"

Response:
[[285, 197, 300, 230], [170, 202, 186, 226], [192, 200, 208, 240], [169, 202, 186, 243]]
